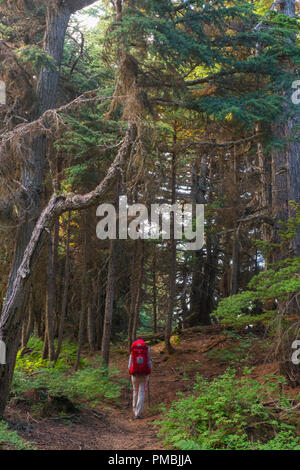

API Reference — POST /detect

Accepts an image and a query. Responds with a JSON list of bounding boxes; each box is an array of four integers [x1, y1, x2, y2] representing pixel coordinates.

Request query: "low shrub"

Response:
[[156, 369, 300, 450], [11, 337, 125, 409]]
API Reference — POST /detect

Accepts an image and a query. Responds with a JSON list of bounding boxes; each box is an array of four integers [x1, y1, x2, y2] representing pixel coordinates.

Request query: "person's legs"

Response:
[[131, 375, 138, 415], [135, 375, 149, 418]]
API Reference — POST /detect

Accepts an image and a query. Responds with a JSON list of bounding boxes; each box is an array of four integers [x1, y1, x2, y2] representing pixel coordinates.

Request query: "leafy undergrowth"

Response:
[[156, 369, 300, 450], [11, 337, 126, 412], [0, 421, 34, 450]]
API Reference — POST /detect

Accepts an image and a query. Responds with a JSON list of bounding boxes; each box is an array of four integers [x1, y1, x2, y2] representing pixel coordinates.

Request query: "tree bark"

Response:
[[131, 240, 144, 343], [74, 215, 88, 371], [180, 257, 190, 329], [101, 240, 117, 366], [152, 246, 157, 334], [165, 136, 177, 353], [128, 241, 138, 349], [95, 273, 104, 350], [272, 0, 300, 259], [230, 227, 240, 295], [87, 299, 96, 353], [21, 288, 34, 350], [189, 156, 209, 326], [0, 1, 71, 416], [55, 211, 71, 361], [42, 230, 56, 361], [269, 0, 300, 386]]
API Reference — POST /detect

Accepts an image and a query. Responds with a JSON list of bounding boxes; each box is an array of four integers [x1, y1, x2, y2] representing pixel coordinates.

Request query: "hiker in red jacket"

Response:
[[128, 339, 152, 419]]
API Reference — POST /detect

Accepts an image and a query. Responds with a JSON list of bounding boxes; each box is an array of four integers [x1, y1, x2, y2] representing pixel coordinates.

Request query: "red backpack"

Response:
[[129, 339, 151, 376]]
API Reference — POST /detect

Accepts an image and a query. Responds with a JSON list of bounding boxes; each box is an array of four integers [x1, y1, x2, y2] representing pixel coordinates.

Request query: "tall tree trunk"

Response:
[[0, 2, 71, 417], [101, 240, 117, 367], [269, 0, 300, 386], [256, 124, 272, 255], [74, 284, 87, 371], [181, 257, 190, 330], [286, 117, 300, 257], [272, 121, 289, 259], [21, 288, 34, 350], [191, 155, 217, 325], [152, 246, 157, 334], [87, 298, 96, 353], [272, 0, 300, 259], [42, 228, 57, 361], [128, 241, 138, 349], [189, 155, 209, 326], [5, 5, 71, 301], [101, 176, 121, 366], [230, 146, 240, 295], [95, 274, 104, 350], [165, 136, 177, 353], [55, 211, 71, 361], [74, 218, 88, 371], [202, 157, 218, 320], [230, 227, 240, 295], [131, 240, 144, 343]]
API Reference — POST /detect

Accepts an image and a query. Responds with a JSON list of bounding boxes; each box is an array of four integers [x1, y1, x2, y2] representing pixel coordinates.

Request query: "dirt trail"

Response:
[[5, 327, 252, 450], [15, 407, 164, 450]]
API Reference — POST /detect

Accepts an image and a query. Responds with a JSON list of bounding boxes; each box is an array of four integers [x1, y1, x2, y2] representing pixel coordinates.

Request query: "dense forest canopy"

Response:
[[0, 0, 299, 450]]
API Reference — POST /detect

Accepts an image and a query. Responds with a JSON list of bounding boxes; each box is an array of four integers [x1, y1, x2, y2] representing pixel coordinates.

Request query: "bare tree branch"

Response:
[[0, 89, 111, 222], [0, 121, 137, 336], [0, 88, 106, 149]]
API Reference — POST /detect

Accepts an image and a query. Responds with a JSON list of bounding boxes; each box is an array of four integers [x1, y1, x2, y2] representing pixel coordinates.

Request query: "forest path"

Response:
[[6, 327, 232, 450]]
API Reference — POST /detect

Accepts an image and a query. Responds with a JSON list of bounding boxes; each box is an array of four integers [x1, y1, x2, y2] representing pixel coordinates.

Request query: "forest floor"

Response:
[[4, 326, 300, 450]]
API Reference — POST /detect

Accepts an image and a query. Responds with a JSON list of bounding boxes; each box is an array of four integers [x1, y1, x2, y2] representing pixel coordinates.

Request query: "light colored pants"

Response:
[[131, 375, 149, 418]]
